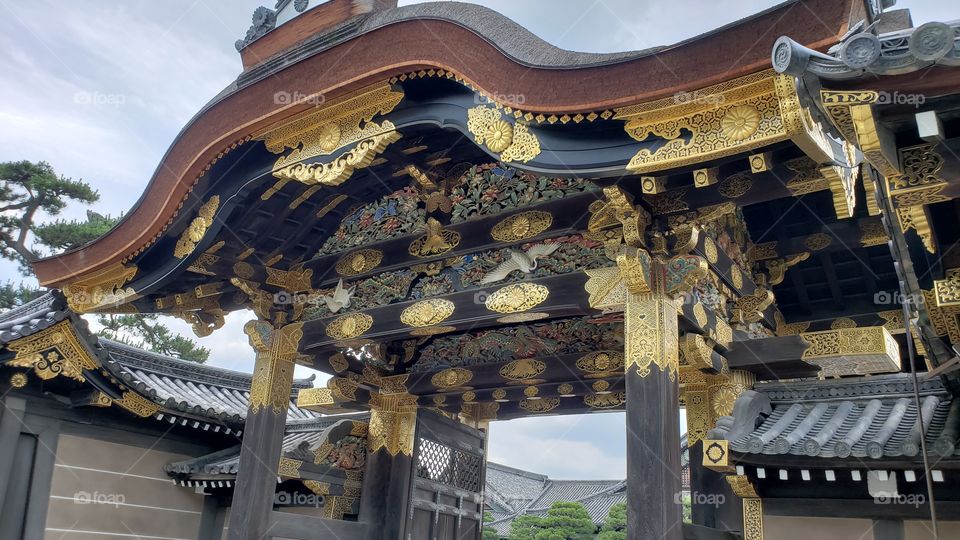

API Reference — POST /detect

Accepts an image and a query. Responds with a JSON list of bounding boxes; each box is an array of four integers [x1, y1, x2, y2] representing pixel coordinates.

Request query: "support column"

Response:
[[0, 396, 26, 514], [616, 245, 686, 540], [227, 320, 303, 540], [358, 393, 418, 540]]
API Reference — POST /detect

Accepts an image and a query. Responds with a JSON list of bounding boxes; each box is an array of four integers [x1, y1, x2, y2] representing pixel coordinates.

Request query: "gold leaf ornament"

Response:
[[485, 119, 514, 152], [400, 299, 455, 327], [326, 313, 373, 339], [485, 283, 549, 313], [720, 105, 761, 141]]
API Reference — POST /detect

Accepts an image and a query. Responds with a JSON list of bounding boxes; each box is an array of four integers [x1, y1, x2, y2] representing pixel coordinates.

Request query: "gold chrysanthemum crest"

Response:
[[336, 249, 383, 276], [485, 283, 549, 313], [400, 299, 455, 327], [491, 211, 553, 242], [431, 367, 473, 388], [325, 313, 373, 339]]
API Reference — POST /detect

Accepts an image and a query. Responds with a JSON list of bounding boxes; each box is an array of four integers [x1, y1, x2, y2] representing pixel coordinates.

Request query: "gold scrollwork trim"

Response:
[[278, 457, 303, 479], [62, 263, 138, 313], [368, 393, 418, 456], [262, 83, 404, 171], [743, 498, 764, 540], [265, 267, 313, 292], [268, 131, 401, 194], [114, 391, 161, 418], [246, 321, 304, 414], [467, 106, 541, 163], [616, 71, 790, 174], [6, 321, 99, 382]]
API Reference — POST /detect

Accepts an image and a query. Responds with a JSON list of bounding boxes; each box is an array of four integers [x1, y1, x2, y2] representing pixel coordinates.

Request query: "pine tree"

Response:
[[0, 160, 208, 362], [535, 502, 596, 540], [482, 511, 501, 540], [508, 514, 543, 540], [597, 502, 627, 540]]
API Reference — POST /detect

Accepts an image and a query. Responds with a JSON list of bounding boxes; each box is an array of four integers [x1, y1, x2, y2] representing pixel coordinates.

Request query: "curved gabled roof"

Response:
[[32, 0, 857, 287]]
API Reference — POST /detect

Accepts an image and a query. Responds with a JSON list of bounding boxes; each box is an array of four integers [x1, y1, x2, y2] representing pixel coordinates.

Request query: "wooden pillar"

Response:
[[615, 244, 692, 539], [226, 320, 303, 540], [358, 393, 418, 540], [624, 288, 684, 540], [0, 396, 26, 514]]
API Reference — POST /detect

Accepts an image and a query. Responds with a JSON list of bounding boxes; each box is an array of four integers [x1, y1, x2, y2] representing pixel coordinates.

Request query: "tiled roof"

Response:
[[101, 339, 319, 425], [0, 291, 69, 343], [485, 462, 548, 512], [486, 438, 688, 536], [166, 415, 365, 476], [711, 374, 960, 460]]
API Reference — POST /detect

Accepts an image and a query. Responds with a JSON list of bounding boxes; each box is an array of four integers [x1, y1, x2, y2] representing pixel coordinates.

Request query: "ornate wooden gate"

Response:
[[406, 410, 486, 540]]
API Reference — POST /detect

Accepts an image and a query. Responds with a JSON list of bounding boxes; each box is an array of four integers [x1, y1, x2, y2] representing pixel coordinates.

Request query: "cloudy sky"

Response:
[[1, 0, 955, 479]]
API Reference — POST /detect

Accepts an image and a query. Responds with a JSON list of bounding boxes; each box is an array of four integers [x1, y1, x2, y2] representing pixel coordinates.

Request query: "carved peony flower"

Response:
[[720, 104, 760, 141], [484, 119, 514, 152]]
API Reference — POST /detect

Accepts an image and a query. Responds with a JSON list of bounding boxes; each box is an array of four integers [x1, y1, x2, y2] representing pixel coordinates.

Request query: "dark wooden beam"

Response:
[[724, 335, 816, 380], [300, 272, 591, 354], [763, 498, 960, 520]]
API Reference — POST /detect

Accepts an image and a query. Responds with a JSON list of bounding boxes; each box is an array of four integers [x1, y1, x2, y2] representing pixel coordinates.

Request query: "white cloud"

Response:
[[488, 413, 627, 479]]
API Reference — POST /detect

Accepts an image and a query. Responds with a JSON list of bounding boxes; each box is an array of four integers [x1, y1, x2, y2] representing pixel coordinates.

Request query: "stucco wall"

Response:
[[906, 520, 960, 539], [764, 515, 875, 540], [44, 434, 206, 540]]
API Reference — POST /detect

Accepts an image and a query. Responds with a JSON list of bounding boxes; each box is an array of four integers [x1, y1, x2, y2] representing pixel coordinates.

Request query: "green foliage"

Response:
[[483, 511, 501, 540], [507, 515, 542, 540], [0, 160, 207, 364], [537, 502, 595, 540], [597, 502, 626, 540], [0, 281, 45, 311], [98, 314, 209, 363], [508, 502, 596, 540], [0, 160, 100, 265], [33, 210, 118, 252], [681, 494, 692, 524]]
